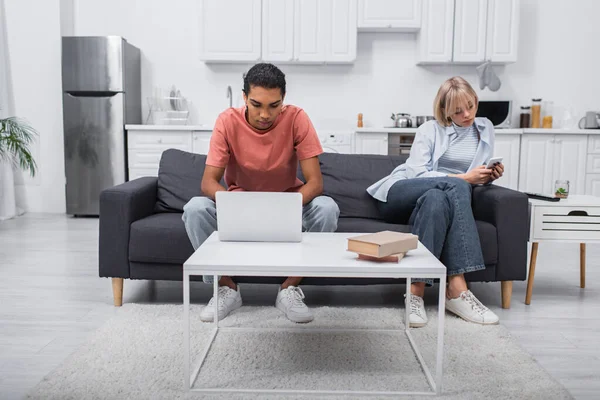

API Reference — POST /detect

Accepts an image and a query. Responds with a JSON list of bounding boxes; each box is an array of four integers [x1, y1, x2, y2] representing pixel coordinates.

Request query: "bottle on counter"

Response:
[[519, 106, 531, 128], [357, 113, 363, 128], [542, 101, 553, 128], [531, 98, 542, 128]]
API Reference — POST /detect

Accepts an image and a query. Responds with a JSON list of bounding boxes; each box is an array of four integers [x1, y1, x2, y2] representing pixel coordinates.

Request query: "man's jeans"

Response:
[[182, 195, 340, 283], [377, 177, 485, 285]]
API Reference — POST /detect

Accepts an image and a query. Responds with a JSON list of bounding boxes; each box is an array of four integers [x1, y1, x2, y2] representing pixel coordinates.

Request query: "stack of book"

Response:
[[347, 231, 418, 262]]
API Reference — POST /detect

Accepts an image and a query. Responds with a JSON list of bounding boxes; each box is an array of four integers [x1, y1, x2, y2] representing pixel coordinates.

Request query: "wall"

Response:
[[4, 0, 600, 212], [4, 0, 64, 213]]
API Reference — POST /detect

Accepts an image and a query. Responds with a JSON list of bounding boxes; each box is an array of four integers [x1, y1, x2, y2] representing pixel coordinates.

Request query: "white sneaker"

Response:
[[276, 286, 314, 323], [445, 290, 499, 325], [405, 293, 428, 328], [200, 285, 242, 322]]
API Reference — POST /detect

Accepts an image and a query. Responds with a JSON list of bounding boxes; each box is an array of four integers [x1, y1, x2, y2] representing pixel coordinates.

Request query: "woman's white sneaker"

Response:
[[445, 290, 499, 325], [200, 285, 242, 322], [276, 286, 313, 323], [405, 294, 428, 328]]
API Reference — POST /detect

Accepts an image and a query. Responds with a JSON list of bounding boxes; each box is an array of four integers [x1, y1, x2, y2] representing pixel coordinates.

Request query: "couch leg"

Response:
[[501, 281, 512, 309], [112, 278, 124, 307]]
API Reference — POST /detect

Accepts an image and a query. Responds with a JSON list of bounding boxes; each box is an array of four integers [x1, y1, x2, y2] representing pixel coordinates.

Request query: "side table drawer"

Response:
[[532, 205, 600, 240]]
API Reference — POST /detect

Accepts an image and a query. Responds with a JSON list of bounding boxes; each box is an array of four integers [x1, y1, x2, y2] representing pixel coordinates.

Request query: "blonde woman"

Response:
[[367, 77, 503, 327]]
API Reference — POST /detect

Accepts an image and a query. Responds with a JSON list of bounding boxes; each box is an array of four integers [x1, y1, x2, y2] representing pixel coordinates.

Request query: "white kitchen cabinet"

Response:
[[355, 132, 388, 155], [357, 0, 421, 32], [418, 0, 520, 64], [293, 0, 357, 63], [519, 134, 587, 195], [293, 0, 328, 63], [485, 0, 520, 63], [199, 0, 262, 62], [493, 134, 520, 190], [126, 129, 212, 180], [452, 0, 488, 63], [262, 0, 295, 62], [192, 131, 212, 155], [327, 0, 358, 63], [417, 0, 455, 63]]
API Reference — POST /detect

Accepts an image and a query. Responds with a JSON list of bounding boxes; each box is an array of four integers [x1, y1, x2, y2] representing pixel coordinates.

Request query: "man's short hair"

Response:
[[243, 63, 286, 97]]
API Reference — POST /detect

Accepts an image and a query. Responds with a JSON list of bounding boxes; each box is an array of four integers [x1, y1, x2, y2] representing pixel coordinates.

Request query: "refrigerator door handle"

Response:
[[65, 91, 121, 98]]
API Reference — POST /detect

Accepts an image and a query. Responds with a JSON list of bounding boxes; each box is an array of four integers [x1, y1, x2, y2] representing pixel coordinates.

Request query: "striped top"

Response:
[[436, 123, 480, 174]]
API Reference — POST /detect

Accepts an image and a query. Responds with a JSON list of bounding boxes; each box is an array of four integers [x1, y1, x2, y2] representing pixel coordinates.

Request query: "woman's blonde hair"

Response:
[[433, 77, 478, 126]]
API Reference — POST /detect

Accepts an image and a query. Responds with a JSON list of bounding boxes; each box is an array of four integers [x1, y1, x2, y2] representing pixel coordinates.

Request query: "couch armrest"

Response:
[[471, 185, 529, 281], [99, 177, 158, 278]]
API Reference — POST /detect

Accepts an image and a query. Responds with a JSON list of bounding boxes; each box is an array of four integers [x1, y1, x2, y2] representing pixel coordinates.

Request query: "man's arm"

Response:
[[298, 156, 323, 206], [201, 165, 226, 201]]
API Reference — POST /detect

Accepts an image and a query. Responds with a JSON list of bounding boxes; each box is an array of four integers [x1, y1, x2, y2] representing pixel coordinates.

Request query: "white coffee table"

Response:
[[183, 232, 447, 396]]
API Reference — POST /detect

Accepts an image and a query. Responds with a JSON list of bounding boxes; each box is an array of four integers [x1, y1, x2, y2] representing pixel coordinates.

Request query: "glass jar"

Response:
[[554, 180, 570, 198], [519, 106, 531, 128], [531, 98, 542, 128], [542, 101, 554, 128]]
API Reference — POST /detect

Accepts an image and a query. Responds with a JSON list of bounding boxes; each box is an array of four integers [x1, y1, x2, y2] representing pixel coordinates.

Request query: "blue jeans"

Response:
[[182, 195, 340, 283], [376, 177, 485, 285]]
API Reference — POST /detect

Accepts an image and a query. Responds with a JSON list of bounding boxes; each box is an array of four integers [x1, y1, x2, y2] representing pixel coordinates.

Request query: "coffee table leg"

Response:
[[183, 272, 190, 390], [405, 277, 411, 331], [214, 276, 219, 326], [436, 274, 446, 395]]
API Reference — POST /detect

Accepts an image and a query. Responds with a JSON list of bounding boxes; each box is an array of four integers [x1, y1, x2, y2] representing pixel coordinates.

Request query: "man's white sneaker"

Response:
[[445, 290, 499, 325], [405, 293, 428, 328], [200, 285, 242, 322], [276, 286, 314, 323]]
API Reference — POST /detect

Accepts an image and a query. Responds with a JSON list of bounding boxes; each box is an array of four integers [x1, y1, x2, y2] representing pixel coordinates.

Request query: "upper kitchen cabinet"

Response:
[[203, 0, 357, 64], [199, 0, 262, 62], [357, 0, 421, 32], [485, 0, 520, 62], [264, 0, 357, 63], [416, 0, 454, 63], [417, 0, 520, 64], [262, 0, 295, 62], [452, 0, 488, 62]]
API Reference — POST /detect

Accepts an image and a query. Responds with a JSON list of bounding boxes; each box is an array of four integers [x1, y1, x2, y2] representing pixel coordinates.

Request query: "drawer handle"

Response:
[[568, 210, 588, 216]]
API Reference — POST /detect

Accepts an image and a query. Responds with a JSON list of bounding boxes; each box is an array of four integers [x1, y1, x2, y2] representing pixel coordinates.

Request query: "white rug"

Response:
[[26, 304, 573, 400]]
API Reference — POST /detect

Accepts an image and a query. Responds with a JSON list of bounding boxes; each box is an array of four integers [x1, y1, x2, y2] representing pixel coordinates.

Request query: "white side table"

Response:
[[526, 195, 600, 304]]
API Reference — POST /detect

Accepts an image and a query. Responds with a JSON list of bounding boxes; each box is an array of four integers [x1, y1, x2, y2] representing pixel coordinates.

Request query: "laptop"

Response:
[[215, 191, 303, 242]]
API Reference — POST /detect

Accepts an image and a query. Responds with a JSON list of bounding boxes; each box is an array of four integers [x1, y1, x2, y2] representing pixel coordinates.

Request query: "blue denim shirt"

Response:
[[367, 117, 495, 202]]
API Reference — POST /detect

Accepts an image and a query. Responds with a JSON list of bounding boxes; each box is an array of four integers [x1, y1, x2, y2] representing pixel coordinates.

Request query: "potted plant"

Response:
[[0, 117, 38, 176]]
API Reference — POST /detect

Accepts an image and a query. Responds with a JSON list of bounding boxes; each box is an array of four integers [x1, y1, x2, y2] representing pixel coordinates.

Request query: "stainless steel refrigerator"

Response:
[[62, 36, 141, 216]]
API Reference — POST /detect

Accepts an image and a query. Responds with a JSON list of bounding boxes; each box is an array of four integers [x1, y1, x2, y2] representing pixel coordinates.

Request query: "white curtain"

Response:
[[0, 0, 25, 220]]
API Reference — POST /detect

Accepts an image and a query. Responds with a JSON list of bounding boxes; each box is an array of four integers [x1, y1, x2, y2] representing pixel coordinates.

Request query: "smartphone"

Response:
[[486, 157, 503, 169]]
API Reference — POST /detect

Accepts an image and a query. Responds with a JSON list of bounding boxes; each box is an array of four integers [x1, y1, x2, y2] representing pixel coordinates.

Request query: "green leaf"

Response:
[[0, 117, 39, 177]]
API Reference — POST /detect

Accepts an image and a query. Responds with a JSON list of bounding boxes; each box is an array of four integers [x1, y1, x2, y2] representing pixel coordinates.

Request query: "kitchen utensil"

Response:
[[390, 113, 412, 128], [578, 111, 600, 129], [415, 115, 433, 127]]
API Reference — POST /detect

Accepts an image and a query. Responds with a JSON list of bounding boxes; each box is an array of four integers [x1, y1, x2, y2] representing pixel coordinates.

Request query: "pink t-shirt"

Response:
[[206, 105, 323, 192]]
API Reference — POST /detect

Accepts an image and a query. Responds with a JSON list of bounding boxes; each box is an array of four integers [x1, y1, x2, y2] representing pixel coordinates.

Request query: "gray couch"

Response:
[[99, 149, 529, 308]]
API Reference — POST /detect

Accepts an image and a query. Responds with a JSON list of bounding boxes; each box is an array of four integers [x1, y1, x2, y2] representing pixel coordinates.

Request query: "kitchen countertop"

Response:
[[125, 125, 600, 135], [125, 124, 213, 131], [356, 127, 600, 135]]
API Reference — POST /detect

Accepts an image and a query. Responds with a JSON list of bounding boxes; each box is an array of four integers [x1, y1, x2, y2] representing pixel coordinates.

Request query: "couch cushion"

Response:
[[155, 149, 207, 212], [337, 217, 498, 266], [129, 213, 194, 264], [309, 153, 407, 220]]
